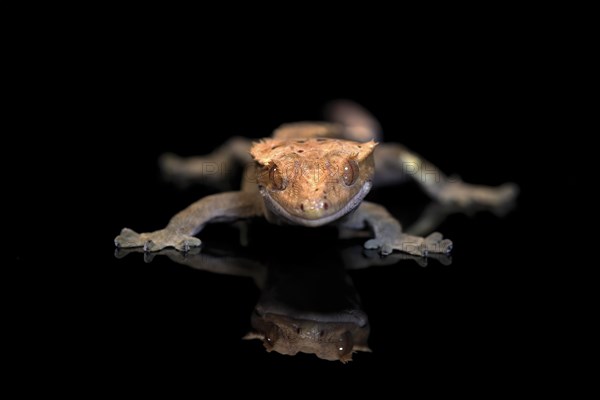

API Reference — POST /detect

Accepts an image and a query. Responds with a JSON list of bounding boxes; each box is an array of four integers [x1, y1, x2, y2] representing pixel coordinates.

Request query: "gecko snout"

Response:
[[298, 197, 330, 219]]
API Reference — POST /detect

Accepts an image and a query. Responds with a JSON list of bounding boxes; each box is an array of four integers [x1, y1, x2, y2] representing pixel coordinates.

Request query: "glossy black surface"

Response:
[[16, 90, 532, 383]]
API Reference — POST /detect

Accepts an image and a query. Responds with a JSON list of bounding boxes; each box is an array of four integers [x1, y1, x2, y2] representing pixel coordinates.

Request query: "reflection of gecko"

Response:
[[116, 239, 449, 362], [115, 100, 517, 256]]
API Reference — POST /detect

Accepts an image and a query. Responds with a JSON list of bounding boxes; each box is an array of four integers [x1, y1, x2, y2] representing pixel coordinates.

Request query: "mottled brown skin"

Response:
[[115, 101, 518, 256], [246, 313, 370, 363], [251, 137, 376, 227]]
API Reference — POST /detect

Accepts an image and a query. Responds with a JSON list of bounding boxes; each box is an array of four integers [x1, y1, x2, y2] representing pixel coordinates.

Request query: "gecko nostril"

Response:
[[323, 202, 329, 210], [300, 203, 304, 211]]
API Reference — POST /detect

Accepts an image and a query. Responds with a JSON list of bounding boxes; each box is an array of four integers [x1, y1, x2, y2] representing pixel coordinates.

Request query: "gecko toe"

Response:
[[441, 239, 453, 254], [380, 244, 394, 255], [364, 239, 382, 250], [143, 240, 156, 252], [178, 237, 202, 252], [115, 228, 143, 248]]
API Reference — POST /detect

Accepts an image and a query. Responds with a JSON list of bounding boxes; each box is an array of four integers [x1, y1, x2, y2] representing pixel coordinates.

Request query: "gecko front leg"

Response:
[[340, 202, 453, 256], [159, 136, 251, 189], [115, 191, 263, 252]]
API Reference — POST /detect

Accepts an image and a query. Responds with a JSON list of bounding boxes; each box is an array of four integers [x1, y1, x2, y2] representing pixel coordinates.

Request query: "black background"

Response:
[[13, 36, 541, 389]]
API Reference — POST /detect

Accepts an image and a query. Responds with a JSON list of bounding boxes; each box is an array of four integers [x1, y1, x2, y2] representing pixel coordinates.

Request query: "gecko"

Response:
[[115, 100, 517, 256]]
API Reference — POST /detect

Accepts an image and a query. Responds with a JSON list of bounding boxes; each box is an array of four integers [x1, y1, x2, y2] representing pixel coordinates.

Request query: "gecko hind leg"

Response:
[[374, 143, 519, 207], [159, 136, 251, 188]]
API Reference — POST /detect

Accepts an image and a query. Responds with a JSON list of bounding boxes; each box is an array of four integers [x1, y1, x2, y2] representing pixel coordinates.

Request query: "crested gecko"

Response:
[[115, 101, 517, 256]]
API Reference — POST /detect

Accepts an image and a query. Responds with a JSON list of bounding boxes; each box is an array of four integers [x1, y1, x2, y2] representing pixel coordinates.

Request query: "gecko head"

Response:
[[243, 309, 371, 363], [251, 138, 377, 227]]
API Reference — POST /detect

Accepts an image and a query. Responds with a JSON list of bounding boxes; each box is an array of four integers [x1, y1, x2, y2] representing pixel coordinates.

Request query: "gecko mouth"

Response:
[[259, 181, 372, 227]]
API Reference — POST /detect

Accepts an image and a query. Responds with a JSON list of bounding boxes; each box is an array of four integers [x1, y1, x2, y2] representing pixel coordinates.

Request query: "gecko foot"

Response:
[[114, 227, 202, 252], [364, 231, 452, 256]]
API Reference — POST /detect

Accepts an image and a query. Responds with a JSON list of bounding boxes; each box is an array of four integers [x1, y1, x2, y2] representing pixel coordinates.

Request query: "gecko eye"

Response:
[[269, 163, 287, 191], [337, 331, 354, 356], [342, 159, 359, 186], [263, 325, 280, 351]]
